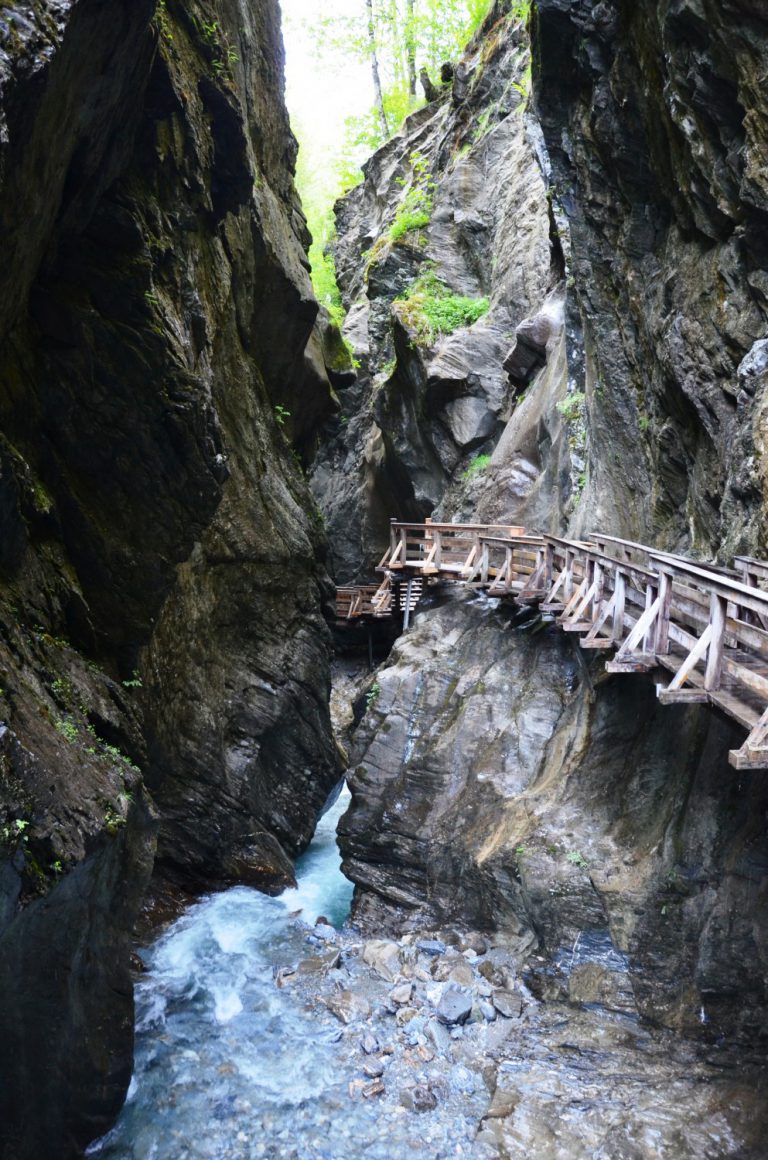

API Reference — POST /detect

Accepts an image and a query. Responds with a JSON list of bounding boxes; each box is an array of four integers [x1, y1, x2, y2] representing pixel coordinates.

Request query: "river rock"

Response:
[[416, 938, 448, 956], [390, 982, 414, 1005], [325, 990, 372, 1025], [492, 990, 523, 1020], [436, 984, 474, 1026], [295, 948, 342, 977], [363, 940, 403, 982]]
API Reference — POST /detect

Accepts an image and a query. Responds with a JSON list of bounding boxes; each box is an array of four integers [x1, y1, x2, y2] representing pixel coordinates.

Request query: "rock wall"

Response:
[[531, 0, 768, 558], [0, 0, 338, 1154], [310, 1, 561, 583], [332, 0, 768, 1056], [340, 595, 768, 1045]]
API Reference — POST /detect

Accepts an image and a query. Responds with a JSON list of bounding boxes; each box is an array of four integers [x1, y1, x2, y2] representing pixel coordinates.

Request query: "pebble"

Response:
[[390, 982, 414, 1005], [396, 1005, 419, 1026], [362, 1079, 385, 1098], [325, 990, 372, 1024], [361, 1033, 379, 1055], [363, 1059, 385, 1078]]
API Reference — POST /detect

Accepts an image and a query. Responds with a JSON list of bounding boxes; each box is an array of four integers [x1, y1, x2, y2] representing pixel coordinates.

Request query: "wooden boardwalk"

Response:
[[335, 520, 768, 770]]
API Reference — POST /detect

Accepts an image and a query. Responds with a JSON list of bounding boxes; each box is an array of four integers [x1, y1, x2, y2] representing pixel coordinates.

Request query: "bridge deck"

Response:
[[336, 520, 768, 770]]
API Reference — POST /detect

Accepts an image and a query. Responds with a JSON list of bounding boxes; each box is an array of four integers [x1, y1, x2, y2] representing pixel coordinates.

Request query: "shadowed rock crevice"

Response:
[[0, 0, 338, 1153]]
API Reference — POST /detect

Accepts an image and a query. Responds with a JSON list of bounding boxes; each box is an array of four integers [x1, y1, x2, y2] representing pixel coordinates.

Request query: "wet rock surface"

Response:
[[340, 595, 768, 1048], [257, 919, 765, 1158], [531, 0, 768, 557]]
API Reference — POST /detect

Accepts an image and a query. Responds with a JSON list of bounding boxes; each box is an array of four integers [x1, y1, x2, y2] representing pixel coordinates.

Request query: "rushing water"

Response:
[[90, 787, 358, 1159], [89, 780, 765, 1160]]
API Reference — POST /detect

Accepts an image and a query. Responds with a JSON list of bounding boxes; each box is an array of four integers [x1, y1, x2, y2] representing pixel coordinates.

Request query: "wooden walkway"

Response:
[[335, 520, 768, 770]]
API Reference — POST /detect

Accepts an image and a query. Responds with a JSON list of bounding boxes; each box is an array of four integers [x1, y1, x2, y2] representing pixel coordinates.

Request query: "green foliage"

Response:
[[274, 405, 291, 427], [388, 151, 436, 243], [2, 819, 29, 843], [122, 671, 143, 689], [191, 14, 238, 78], [511, 0, 531, 22], [310, 238, 346, 330], [290, 0, 493, 303], [566, 850, 588, 869], [55, 718, 78, 743], [103, 806, 126, 835], [153, 0, 173, 43], [365, 681, 381, 709], [51, 677, 73, 702], [462, 453, 492, 481], [398, 269, 490, 343], [556, 391, 586, 423]]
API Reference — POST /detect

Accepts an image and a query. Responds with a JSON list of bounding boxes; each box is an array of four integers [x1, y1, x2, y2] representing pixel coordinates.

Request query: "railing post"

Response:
[[434, 529, 443, 570], [565, 550, 574, 602], [400, 524, 407, 566], [390, 519, 398, 557], [642, 581, 657, 654], [544, 541, 554, 589], [654, 570, 672, 656], [705, 592, 727, 691], [612, 567, 626, 644], [593, 560, 604, 621], [481, 541, 489, 585]]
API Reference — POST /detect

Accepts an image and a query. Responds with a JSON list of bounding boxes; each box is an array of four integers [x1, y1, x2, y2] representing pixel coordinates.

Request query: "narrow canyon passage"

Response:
[[0, 0, 767, 1155]]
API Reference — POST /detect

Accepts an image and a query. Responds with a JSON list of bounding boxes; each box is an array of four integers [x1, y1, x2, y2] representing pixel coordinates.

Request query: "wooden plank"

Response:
[[658, 688, 709, 704], [605, 653, 656, 673], [710, 690, 761, 732]]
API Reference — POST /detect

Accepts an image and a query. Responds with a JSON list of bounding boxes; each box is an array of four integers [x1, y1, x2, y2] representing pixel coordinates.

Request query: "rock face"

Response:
[[0, 0, 337, 1153], [340, 595, 768, 1045], [310, 1, 560, 582], [531, 0, 768, 558]]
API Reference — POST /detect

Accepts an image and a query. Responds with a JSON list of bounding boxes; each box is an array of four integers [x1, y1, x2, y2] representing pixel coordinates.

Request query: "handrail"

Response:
[[344, 519, 768, 769]]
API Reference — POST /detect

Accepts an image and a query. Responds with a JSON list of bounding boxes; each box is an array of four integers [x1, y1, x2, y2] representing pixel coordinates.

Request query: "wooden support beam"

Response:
[[705, 593, 726, 691]]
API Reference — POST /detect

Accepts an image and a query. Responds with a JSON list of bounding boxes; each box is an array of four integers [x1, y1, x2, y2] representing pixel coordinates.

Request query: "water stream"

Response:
[[89, 788, 359, 1159], [89, 780, 764, 1159]]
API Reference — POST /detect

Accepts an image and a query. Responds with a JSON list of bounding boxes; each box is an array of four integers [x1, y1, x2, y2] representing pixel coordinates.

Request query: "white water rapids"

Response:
[[89, 786, 361, 1159]]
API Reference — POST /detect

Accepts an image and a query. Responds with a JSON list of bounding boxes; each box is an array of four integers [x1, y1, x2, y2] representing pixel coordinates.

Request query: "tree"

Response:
[[366, 0, 390, 138]]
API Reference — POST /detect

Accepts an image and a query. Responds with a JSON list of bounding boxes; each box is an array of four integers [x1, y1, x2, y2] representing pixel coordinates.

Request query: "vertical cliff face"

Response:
[[340, 597, 768, 1045], [531, 0, 768, 557], [310, 1, 563, 582], [331, 0, 768, 1060], [0, 0, 338, 1154]]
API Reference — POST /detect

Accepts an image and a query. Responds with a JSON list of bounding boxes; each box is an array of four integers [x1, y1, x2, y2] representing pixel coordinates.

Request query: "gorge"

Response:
[[0, 0, 766, 1157]]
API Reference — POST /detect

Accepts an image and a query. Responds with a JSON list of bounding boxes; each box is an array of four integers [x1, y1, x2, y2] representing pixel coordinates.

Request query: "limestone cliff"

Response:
[[530, 0, 768, 559], [0, 0, 337, 1154]]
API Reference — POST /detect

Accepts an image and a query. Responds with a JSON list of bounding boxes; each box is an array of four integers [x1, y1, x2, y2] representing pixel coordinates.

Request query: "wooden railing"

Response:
[[335, 584, 393, 620], [338, 520, 768, 770]]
